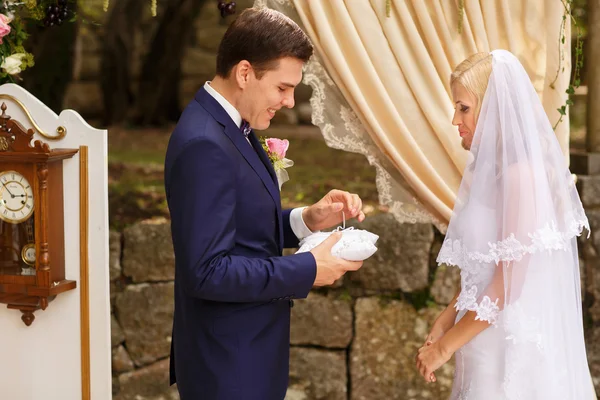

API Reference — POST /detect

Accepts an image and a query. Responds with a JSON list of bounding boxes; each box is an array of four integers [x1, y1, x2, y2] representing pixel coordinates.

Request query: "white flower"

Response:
[[1, 53, 25, 75]]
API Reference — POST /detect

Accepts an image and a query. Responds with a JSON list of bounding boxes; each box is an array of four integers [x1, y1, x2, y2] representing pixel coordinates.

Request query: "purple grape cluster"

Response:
[[218, 1, 237, 18], [43, 0, 70, 27]]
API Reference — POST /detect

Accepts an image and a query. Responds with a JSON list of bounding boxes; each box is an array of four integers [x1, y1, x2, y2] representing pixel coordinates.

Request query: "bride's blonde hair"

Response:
[[450, 52, 493, 120]]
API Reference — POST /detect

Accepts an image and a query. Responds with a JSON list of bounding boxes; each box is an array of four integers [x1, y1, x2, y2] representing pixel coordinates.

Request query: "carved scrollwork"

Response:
[[0, 136, 10, 151]]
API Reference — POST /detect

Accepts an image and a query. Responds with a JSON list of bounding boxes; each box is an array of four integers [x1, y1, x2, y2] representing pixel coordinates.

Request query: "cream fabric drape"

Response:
[[255, 0, 571, 232]]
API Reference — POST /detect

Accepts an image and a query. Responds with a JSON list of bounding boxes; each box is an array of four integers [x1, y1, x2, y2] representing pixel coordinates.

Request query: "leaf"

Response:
[[566, 86, 575, 95]]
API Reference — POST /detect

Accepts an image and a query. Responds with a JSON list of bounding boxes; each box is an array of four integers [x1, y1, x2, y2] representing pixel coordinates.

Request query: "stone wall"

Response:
[[578, 176, 600, 394], [109, 193, 600, 399]]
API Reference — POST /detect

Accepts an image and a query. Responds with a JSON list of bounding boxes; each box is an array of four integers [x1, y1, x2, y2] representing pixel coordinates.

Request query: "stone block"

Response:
[[112, 345, 135, 374], [351, 298, 453, 399], [348, 214, 433, 292], [115, 283, 174, 366], [287, 347, 347, 400], [115, 359, 179, 400], [291, 292, 353, 348], [110, 230, 122, 281], [122, 221, 175, 283]]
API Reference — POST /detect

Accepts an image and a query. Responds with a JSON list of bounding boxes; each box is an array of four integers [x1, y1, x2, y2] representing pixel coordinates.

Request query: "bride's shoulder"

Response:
[[499, 162, 535, 191]]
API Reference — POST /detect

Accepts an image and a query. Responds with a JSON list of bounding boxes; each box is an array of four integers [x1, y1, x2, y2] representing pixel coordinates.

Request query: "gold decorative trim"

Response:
[[21, 243, 35, 266], [0, 94, 66, 140], [79, 146, 90, 400]]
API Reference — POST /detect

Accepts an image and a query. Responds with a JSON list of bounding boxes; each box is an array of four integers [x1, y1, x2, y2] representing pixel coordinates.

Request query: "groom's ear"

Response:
[[234, 60, 253, 88]]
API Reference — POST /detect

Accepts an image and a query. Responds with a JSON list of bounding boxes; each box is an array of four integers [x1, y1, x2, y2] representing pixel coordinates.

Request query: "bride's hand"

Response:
[[424, 306, 457, 346], [415, 341, 452, 383], [423, 323, 445, 347]]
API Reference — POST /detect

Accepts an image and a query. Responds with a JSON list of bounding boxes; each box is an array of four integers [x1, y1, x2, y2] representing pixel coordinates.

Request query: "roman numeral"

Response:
[[25, 204, 31, 209]]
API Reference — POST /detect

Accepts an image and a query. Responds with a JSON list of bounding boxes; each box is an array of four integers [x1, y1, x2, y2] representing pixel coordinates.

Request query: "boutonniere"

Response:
[[259, 137, 294, 190]]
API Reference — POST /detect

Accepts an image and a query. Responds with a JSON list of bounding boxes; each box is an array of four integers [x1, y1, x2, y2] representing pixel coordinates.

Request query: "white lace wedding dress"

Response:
[[436, 50, 597, 399]]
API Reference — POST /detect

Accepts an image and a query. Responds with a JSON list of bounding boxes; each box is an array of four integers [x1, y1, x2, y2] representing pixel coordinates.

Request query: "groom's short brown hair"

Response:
[[216, 8, 313, 79]]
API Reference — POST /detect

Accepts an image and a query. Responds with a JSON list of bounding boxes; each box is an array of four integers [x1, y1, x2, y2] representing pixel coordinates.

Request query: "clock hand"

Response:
[[1, 181, 14, 198]]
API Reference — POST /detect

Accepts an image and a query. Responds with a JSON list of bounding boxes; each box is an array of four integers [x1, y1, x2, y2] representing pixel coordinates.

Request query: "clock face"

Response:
[[0, 170, 34, 224]]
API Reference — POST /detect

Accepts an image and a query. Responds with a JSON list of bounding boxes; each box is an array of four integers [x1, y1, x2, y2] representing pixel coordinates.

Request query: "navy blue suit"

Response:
[[164, 87, 317, 399]]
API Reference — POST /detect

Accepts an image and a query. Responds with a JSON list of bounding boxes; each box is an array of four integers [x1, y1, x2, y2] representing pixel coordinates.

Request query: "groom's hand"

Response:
[[310, 232, 363, 286], [302, 189, 365, 232]]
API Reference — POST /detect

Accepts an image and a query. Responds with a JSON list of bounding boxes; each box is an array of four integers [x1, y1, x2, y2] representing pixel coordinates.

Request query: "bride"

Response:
[[415, 50, 597, 399]]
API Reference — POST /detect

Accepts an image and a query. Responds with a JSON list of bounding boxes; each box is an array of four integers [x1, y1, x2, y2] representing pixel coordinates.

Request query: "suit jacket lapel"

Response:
[[248, 132, 277, 184], [195, 88, 283, 249], [248, 132, 284, 251], [223, 123, 281, 210]]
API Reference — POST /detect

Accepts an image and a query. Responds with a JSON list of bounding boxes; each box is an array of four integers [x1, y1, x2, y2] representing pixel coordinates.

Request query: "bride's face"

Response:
[[451, 83, 478, 150]]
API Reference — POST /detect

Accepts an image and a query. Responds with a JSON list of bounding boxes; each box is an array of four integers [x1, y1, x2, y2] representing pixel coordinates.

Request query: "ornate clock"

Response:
[[0, 103, 78, 325]]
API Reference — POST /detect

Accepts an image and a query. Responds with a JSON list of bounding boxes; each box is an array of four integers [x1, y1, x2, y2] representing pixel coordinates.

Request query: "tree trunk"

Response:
[[586, 0, 600, 152], [21, 15, 77, 113], [133, 0, 207, 126], [100, 0, 145, 125]]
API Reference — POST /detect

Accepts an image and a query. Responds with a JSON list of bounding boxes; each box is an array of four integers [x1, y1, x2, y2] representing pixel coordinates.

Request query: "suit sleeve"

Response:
[[282, 209, 300, 248], [168, 138, 317, 303]]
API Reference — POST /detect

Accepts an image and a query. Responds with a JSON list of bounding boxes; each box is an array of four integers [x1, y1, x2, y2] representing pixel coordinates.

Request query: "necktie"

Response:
[[240, 121, 251, 138]]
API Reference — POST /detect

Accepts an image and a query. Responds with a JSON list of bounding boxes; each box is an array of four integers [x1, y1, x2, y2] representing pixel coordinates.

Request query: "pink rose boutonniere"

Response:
[[260, 137, 294, 190]]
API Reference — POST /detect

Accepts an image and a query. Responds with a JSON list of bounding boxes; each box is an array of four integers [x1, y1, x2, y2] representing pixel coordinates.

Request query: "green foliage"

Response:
[[0, 0, 77, 85], [550, 0, 584, 131], [404, 288, 434, 311], [457, 0, 465, 34], [337, 289, 353, 303]]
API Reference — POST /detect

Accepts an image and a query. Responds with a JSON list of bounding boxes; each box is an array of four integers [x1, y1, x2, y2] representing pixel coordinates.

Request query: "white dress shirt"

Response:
[[204, 81, 313, 240]]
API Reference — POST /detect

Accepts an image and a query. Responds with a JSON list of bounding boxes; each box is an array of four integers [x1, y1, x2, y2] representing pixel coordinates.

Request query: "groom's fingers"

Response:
[[353, 194, 362, 214], [346, 194, 362, 216], [341, 260, 363, 271], [322, 232, 343, 248], [357, 210, 366, 222]]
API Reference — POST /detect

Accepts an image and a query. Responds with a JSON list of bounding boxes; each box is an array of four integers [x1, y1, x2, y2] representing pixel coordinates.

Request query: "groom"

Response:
[[164, 8, 365, 400]]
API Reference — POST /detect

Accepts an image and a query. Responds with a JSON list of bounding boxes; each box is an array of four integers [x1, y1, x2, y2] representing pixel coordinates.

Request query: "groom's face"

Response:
[[239, 57, 304, 130]]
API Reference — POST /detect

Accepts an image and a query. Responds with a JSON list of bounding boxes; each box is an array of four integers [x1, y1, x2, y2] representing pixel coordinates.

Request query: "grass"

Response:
[[107, 125, 380, 230]]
